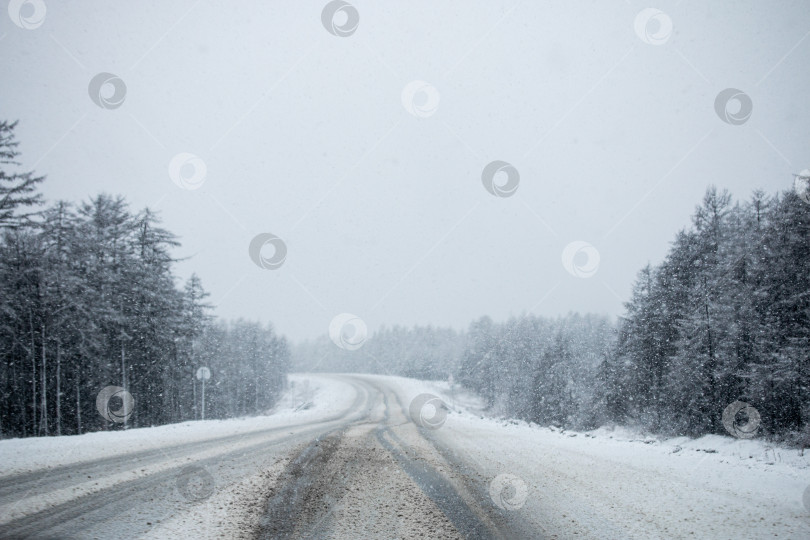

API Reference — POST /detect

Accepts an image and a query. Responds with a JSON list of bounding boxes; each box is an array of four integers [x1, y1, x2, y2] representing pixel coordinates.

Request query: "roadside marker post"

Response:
[[196, 367, 211, 420]]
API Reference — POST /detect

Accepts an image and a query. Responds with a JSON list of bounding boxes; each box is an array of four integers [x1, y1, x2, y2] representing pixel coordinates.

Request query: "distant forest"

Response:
[[4, 115, 807, 444], [296, 186, 810, 442], [0, 121, 290, 439]]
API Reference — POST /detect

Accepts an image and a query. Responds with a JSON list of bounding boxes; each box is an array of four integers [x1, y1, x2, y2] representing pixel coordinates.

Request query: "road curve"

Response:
[[0, 375, 536, 539]]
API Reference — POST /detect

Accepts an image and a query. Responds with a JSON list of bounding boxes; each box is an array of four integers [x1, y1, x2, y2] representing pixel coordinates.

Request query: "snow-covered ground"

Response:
[[0, 374, 362, 538], [378, 374, 810, 539], [0, 373, 354, 477], [3, 373, 809, 539]]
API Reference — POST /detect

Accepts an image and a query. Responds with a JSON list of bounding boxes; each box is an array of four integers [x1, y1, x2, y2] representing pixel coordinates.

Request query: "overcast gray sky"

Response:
[[2, 0, 808, 341]]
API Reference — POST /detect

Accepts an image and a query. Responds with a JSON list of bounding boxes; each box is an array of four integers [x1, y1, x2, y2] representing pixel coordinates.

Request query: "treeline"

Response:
[[293, 314, 613, 430], [197, 320, 290, 420], [602, 187, 809, 439], [458, 313, 614, 429], [295, 185, 809, 441], [0, 121, 289, 438]]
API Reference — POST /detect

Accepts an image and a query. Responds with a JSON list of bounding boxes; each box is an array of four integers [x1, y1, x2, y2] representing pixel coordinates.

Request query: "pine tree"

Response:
[[0, 121, 44, 229]]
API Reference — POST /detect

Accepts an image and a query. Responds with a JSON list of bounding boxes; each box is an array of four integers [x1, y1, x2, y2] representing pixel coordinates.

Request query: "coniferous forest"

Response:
[[0, 121, 290, 438], [296, 186, 810, 443], [604, 187, 809, 440], [3, 115, 808, 444]]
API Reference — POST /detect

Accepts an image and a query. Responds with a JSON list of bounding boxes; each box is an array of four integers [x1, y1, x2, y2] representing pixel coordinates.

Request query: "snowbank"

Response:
[[363, 373, 810, 538], [0, 373, 355, 477]]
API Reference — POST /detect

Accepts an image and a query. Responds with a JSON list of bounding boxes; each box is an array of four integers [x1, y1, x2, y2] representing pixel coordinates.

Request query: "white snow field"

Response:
[[383, 375, 810, 539], [1, 373, 808, 539]]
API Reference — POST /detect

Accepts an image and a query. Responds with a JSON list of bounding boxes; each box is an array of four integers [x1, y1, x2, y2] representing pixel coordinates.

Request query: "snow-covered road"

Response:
[[1, 374, 808, 539]]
